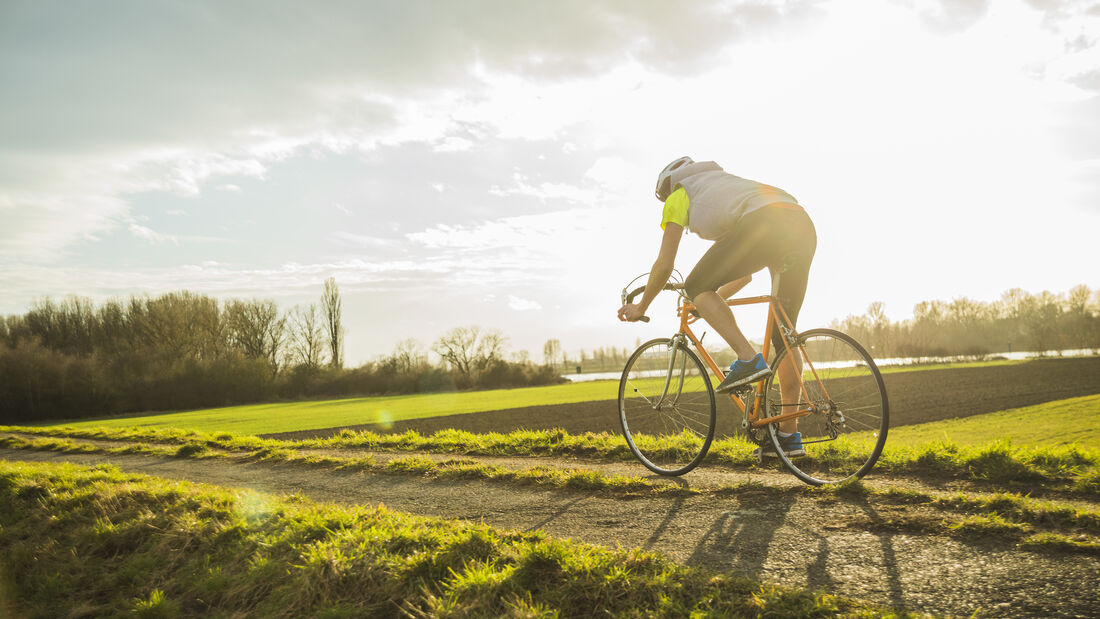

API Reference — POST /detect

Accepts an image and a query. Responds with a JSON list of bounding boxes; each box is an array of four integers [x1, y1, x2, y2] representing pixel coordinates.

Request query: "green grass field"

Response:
[[882, 394, 1100, 449], [46, 380, 622, 434], [42, 358, 1043, 436], [8, 395, 1098, 493]]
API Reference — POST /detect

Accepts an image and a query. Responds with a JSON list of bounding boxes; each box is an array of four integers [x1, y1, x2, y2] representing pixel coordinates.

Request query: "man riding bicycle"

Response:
[[616, 156, 817, 457]]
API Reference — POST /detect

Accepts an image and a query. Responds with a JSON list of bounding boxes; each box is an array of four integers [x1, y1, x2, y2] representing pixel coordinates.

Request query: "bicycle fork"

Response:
[[653, 335, 690, 409]]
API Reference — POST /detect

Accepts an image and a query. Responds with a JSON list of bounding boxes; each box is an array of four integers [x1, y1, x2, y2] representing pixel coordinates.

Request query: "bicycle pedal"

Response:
[[752, 447, 763, 463]]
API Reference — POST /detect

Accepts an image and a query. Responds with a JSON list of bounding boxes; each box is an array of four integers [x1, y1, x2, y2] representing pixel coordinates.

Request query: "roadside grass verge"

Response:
[[815, 480, 1100, 553], [3, 431, 1099, 556], [0, 434, 666, 496], [6, 420, 1097, 497], [0, 460, 894, 618]]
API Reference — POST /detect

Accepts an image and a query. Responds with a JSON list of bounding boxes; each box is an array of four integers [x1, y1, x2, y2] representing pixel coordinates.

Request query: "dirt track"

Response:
[[266, 357, 1100, 441]]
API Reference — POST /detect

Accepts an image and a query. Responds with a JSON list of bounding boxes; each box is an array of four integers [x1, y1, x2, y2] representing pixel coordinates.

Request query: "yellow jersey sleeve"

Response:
[[661, 188, 689, 230]]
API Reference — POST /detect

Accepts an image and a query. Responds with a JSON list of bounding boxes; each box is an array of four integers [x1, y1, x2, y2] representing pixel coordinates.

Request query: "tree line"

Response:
[[0, 280, 559, 424], [4, 281, 1095, 424], [829, 285, 1100, 359], [541, 339, 640, 374]]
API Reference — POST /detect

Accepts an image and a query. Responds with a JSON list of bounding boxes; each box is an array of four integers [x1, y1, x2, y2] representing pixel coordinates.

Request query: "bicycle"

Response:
[[617, 270, 889, 486]]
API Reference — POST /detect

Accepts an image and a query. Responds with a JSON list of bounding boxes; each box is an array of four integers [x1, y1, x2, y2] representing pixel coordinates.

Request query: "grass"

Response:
[[874, 358, 1028, 373], [0, 459, 898, 618], [6, 394, 1100, 496], [3, 432, 1098, 556], [35, 356, 1064, 436], [0, 433, 667, 496], [881, 395, 1100, 448], [6, 427, 1099, 508], [813, 481, 1100, 553], [42, 380, 623, 434]]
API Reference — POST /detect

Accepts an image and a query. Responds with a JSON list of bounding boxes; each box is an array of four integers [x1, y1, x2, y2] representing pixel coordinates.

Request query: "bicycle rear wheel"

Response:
[[761, 328, 889, 485], [618, 338, 716, 476]]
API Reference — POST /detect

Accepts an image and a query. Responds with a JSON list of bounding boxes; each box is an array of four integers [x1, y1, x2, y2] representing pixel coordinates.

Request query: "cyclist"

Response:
[[616, 156, 817, 456]]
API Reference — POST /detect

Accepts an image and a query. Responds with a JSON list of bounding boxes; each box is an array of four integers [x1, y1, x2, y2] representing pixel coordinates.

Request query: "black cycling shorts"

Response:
[[684, 204, 817, 356]]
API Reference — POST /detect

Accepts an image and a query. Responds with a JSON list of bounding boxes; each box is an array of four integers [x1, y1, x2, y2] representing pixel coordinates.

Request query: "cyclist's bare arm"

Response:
[[618, 223, 683, 322], [717, 275, 752, 300]]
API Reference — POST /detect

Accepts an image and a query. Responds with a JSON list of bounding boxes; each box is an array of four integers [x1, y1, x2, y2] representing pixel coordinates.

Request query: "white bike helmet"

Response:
[[655, 156, 693, 201]]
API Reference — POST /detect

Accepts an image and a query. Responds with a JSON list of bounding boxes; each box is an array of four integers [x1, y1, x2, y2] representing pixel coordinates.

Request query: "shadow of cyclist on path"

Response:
[[840, 493, 907, 611], [524, 493, 593, 532], [685, 490, 799, 577], [644, 489, 692, 551]]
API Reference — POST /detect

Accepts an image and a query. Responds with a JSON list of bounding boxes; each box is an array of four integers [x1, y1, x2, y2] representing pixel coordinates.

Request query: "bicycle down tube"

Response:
[[675, 294, 829, 430]]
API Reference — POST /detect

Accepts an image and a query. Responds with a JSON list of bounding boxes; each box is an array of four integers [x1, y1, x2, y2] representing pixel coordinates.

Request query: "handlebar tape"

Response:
[[624, 283, 683, 305]]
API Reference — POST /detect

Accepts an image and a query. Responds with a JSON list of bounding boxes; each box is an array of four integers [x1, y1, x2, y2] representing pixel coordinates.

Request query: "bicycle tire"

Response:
[[618, 338, 717, 476], [761, 328, 889, 486]]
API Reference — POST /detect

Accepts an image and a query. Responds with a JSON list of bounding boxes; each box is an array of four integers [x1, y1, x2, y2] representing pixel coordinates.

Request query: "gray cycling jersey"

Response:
[[671, 161, 799, 240]]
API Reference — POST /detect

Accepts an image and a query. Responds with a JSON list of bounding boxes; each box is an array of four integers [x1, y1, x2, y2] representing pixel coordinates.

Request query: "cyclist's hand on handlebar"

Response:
[[617, 303, 646, 322]]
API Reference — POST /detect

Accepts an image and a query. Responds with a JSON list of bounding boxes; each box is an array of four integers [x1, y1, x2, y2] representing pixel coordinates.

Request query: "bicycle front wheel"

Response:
[[762, 328, 889, 485], [618, 338, 716, 476]]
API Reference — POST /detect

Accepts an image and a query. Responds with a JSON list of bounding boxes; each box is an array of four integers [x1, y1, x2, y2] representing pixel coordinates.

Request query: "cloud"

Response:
[[0, 1, 810, 152], [128, 224, 179, 246], [489, 172, 599, 204], [0, 1, 824, 262], [911, 0, 990, 33], [0, 189, 127, 261], [0, 256, 460, 313], [508, 296, 543, 311], [402, 205, 650, 299]]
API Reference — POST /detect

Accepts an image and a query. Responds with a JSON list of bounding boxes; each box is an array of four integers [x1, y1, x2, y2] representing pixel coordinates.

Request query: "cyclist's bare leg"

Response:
[[692, 291, 756, 360], [776, 352, 802, 434], [715, 274, 752, 300]]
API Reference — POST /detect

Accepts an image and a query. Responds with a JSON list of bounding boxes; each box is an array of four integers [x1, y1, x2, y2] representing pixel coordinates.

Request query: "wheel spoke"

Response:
[[762, 329, 889, 485], [618, 339, 716, 476]]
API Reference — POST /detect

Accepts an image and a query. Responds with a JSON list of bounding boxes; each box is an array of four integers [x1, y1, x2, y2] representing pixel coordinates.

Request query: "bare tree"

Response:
[[433, 326, 480, 377], [390, 338, 427, 373], [543, 339, 562, 367], [475, 330, 506, 368], [286, 304, 326, 369], [225, 299, 285, 367], [321, 277, 344, 369], [126, 291, 223, 360], [433, 326, 508, 378], [1066, 285, 1093, 350], [867, 301, 889, 354]]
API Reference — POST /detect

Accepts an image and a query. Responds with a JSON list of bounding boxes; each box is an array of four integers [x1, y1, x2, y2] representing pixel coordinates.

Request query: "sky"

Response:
[[1, 0, 1098, 365]]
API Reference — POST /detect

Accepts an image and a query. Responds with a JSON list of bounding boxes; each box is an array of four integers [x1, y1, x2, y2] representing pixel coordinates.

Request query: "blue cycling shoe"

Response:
[[760, 432, 806, 458], [714, 353, 772, 393]]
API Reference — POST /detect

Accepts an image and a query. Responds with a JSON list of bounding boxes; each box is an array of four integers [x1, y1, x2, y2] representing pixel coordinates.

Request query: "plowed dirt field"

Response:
[[266, 357, 1100, 441]]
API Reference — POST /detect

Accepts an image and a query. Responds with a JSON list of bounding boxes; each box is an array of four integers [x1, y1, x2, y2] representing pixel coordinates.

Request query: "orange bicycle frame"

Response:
[[675, 294, 831, 429]]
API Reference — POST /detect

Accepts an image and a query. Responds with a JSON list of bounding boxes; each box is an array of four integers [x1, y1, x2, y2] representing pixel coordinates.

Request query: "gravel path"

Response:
[[3, 446, 1097, 618]]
